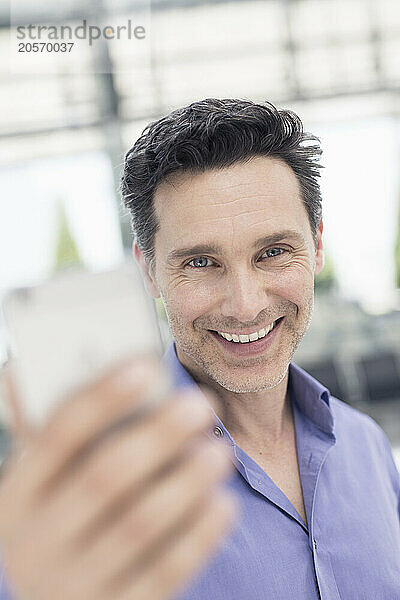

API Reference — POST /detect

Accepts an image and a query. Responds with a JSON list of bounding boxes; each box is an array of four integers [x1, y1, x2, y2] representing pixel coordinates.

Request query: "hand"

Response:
[[0, 357, 237, 600]]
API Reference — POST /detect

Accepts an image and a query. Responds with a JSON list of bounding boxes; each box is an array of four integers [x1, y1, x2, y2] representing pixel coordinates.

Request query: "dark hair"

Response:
[[121, 98, 323, 270]]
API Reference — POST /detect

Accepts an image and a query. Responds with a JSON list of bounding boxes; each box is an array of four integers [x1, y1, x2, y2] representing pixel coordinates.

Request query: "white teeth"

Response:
[[217, 319, 280, 343]]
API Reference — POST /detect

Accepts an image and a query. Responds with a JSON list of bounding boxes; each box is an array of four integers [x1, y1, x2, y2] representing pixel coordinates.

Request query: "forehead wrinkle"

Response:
[[229, 216, 277, 240], [158, 172, 300, 218], [181, 196, 284, 223], [190, 191, 283, 210], [158, 156, 300, 204], [185, 208, 271, 227], [229, 207, 275, 220], [244, 217, 281, 231], [159, 177, 250, 207]]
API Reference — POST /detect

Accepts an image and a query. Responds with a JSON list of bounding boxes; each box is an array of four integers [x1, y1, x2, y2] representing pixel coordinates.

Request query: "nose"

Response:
[[219, 268, 268, 324]]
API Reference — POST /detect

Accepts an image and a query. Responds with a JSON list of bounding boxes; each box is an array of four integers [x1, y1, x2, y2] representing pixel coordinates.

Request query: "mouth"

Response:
[[207, 317, 285, 357]]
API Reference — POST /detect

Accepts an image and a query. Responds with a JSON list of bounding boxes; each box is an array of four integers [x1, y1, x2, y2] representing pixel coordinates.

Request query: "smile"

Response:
[[208, 317, 285, 356], [215, 319, 281, 343]]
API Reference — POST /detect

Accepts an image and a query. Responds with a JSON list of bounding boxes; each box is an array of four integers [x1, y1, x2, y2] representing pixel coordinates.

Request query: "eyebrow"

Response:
[[167, 229, 306, 263]]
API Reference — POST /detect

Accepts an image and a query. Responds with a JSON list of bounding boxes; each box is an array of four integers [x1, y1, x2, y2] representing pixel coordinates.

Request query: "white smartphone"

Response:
[[2, 262, 170, 427]]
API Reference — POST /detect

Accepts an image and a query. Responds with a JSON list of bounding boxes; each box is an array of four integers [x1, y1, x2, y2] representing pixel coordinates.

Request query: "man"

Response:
[[122, 98, 400, 598], [0, 98, 399, 600]]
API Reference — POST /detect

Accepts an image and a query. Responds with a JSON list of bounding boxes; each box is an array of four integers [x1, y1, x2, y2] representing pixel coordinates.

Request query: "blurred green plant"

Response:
[[315, 252, 336, 293], [155, 296, 167, 321], [54, 201, 82, 270]]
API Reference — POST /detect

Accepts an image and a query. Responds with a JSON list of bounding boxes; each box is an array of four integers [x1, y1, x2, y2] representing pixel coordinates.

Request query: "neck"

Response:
[[213, 379, 292, 451], [176, 346, 293, 452]]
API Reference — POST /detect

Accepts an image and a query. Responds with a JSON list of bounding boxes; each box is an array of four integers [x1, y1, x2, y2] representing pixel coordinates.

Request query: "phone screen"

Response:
[[2, 262, 166, 426]]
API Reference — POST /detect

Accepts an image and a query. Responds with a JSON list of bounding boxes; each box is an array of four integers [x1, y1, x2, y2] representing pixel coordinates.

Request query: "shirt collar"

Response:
[[288, 362, 335, 437], [162, 341, 335, 439]]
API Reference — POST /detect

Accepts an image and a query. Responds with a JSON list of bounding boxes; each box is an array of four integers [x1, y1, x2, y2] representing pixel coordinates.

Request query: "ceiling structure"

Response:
[[1, 0, 399, 157], [1, 0, 399, 247]]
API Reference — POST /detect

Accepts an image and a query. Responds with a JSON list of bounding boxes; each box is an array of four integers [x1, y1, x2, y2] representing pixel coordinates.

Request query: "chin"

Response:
[[198, 355, 290, 394], [214, 376, 288, 394]]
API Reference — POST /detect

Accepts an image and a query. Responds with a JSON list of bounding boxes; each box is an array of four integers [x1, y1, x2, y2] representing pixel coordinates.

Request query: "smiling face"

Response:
[[136, 156, 324, 394]]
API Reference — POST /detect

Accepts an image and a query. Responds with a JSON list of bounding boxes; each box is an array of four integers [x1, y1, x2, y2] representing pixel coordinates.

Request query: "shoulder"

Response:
[[330, 393, 389, 447], [330, 395, 400, 493], [330, 394, 377, 427]]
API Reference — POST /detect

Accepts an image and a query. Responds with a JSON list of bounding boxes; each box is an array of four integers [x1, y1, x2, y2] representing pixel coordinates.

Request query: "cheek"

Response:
[[164, 276, 215, 319], [270, 265, 314, 304]]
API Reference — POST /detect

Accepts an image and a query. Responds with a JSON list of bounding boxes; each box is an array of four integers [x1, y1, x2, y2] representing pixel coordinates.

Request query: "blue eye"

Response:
[[188, 256, 212, 268], [262, 248, 285, 258]]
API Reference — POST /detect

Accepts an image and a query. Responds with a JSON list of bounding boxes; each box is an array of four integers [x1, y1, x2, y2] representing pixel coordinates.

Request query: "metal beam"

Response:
[[1, 86, 399, 141], [0, 0, 269, 29]]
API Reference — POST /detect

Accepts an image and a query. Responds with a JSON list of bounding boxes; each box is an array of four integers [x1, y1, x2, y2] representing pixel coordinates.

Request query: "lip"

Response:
[[208, 317, 284, 357]]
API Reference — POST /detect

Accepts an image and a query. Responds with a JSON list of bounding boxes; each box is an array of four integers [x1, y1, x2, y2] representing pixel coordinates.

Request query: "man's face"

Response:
[[137, 156, 323, 393]]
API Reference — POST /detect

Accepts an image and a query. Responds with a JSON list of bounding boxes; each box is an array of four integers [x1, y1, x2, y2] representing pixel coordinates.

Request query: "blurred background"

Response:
[[0, 0, 399, 466]]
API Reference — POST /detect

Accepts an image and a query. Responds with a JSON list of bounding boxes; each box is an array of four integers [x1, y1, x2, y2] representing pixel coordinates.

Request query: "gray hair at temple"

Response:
[[121, 98, 323, 271]]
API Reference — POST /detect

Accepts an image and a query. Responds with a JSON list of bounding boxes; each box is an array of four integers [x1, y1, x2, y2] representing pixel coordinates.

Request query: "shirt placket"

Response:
[[294, 402, 341, 600]]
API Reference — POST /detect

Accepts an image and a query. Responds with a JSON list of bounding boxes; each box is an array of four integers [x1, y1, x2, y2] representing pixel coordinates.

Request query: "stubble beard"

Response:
[[162, 294, 315, 394]]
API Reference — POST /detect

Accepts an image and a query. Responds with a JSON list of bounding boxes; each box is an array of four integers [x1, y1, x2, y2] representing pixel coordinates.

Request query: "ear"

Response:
[[314, 220, 324, 276], [133, 242, 161, 299]]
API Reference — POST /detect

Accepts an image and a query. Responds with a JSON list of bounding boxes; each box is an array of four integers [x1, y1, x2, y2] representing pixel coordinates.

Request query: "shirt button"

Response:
[[213, 426, 224, 438]]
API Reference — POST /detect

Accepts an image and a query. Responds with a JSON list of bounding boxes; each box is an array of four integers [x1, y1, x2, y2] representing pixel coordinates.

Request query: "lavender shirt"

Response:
[[1, 341, 399, 599], [162, 342, 400, 600]]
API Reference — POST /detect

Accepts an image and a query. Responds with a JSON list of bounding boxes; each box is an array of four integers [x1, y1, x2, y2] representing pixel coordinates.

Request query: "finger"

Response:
[[0, 357, 167, 531], [11, 389, 214, 555], [75, 438, 233, 596], [110, 489, 238, 600]]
